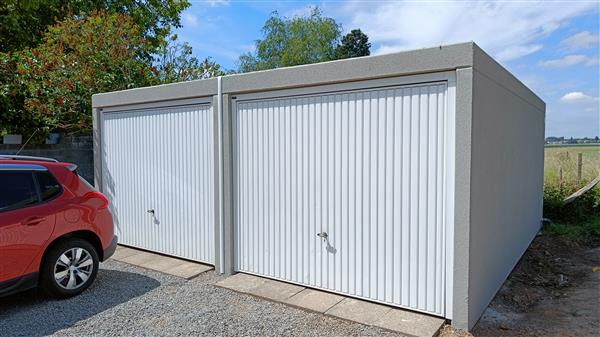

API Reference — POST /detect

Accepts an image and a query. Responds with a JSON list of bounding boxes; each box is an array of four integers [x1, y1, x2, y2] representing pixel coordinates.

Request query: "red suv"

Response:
[[0, 155, 117, 298]]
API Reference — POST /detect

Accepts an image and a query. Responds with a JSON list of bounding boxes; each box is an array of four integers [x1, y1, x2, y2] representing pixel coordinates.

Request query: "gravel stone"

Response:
[[0, 260, 401, 337]]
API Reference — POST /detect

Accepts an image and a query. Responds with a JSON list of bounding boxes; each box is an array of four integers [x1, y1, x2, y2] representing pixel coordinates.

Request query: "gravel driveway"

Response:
[[0, 260, 399, 337]]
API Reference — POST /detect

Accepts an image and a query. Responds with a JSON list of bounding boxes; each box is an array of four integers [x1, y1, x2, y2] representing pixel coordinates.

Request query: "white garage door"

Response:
[[234, 78, 454, 316], [101, 102, 215, 264]]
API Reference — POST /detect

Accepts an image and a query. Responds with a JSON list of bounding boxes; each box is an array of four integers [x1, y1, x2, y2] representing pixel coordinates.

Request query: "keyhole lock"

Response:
[[317, 232, 328, 241]]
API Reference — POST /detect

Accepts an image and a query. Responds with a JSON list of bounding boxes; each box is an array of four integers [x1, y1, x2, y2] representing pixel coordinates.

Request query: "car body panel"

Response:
[[0, 159, 116, 296], [0, 202, 56, 282], [0, 272, 39, 297]]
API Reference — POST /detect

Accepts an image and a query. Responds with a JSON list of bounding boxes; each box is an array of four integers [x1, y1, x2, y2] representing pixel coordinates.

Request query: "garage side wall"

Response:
[[467, 48, 545, 328]]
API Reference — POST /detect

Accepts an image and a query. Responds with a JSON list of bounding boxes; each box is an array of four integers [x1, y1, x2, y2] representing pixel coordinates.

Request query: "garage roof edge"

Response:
[[472, 44, 545, 111], [92, 77, 219, 109], [220, 42, 474, 94], [92, 42, 475, 109]]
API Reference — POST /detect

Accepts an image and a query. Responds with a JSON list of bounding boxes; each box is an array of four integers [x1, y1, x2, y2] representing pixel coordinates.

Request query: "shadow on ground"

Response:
[[0, 269, 160, 337]]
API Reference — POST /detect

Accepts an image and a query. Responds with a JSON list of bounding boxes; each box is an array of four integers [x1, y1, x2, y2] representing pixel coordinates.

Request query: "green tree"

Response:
[[0, 0, 190, 53], [0, 0, 190, 138], [0, 0, 65, 52], [155, 35, 224, 83], [238, 8, 341, 72], [334, 29, 371, 59], [0, 52, 24, 135], [3, 11, 158, 138]]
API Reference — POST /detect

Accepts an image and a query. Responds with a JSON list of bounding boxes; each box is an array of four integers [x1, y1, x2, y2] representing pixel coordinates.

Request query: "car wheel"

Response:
[[40, 238, 99, 298]]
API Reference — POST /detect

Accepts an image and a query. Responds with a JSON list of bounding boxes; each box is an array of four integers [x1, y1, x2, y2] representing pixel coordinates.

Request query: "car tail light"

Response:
[[84, 191, 109, 209]]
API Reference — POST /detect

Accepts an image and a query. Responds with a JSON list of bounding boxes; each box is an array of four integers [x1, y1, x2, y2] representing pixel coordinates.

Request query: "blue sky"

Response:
[[176, 1, 600, 138]]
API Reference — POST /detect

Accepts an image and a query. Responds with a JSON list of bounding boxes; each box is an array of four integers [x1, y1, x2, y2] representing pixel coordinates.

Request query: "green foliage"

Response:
[[543, 215, 600, 239], [95, 0, 190, 50], [0, 0, 66, 52], [543, 181, 600, 241], [238, 8, 341, 72], [0, 52, 26, 135], [0, 0, 191, 140], [543, 183, 569, 221], [543, 182, 600, 225], [0, 0, 190, 53], [334, 29, 371, 59], [4, 12, 158, 138], [155, 35, 224, 83]]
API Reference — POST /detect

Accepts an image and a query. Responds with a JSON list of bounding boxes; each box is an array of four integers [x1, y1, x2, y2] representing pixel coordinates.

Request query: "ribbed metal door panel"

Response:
[[234, 82, 452, 316], [101, 104, 215, 264]]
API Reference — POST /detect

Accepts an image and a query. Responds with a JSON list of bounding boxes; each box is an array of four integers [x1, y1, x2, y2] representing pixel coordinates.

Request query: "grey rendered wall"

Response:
[[466, 46, 545, 328], [451, 67, 473, 330]]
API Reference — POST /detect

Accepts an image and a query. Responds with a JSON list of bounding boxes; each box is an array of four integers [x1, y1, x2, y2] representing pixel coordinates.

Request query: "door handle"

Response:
[[22, 217, 45, 226], [317, 232, 328, 240]]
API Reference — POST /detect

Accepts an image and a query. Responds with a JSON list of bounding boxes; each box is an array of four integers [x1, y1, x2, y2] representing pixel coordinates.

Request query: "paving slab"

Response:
[[139, 254, 186, 271], [374, 309, 445, 337], [325, 297, 392, 326], [119, 250, 157, 266], [285, 288, 345, 313], [216, 273, 443, 337], [111, 246, 143, 261], [216, 273, 268, 292], [252, 278, 305, 301], [164, 262, 213, 279], [216, 273, 305, 301], [112, 246, 212, 279]]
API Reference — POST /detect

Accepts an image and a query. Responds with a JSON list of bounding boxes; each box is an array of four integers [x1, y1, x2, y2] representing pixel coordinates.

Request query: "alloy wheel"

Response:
[[53, 247, 94, 290]]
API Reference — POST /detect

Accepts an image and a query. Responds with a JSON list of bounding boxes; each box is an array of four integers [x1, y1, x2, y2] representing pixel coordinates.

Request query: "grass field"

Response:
[[544, 145, 600, 188]]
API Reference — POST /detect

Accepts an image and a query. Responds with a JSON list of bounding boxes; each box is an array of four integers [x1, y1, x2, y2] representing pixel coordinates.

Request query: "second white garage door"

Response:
[[101, 102, 215, 264], [233, 77, 455, 316]]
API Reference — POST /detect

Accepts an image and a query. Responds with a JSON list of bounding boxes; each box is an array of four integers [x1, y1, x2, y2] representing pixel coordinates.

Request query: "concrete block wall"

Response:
[[0, 135, 94, 183]]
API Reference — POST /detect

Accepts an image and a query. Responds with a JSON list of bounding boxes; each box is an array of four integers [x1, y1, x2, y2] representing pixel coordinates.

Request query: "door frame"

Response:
[[98, 97, 216, 264]]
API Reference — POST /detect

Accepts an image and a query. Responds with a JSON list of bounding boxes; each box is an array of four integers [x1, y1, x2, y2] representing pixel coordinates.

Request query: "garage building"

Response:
[[92, 42, 545, 330]]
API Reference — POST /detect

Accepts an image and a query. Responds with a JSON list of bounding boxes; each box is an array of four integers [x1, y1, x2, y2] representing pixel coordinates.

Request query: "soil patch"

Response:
[[441, 234, 600, 337]]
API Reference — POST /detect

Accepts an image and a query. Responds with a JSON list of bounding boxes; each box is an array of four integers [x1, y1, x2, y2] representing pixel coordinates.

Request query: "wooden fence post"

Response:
[[559, 167, 563, 186], [577, 153, 583, 185]]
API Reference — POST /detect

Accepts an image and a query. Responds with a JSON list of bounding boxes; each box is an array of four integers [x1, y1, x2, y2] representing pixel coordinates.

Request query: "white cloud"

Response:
[[539, 54, 600, 68], [560, 92, 599, 103], [207, 0, 229, 7], [186, 40, 245, 61], [497, 44, 544, 63], [333, 2, 598, 62], [182, 12, 199, 28], [560, 31, 600, 51]]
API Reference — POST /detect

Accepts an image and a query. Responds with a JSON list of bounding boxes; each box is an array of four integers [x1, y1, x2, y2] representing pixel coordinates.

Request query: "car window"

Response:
[[36, 171, 62, 201], [72, 168, 95, 190], [0, 171, 39, 211]]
